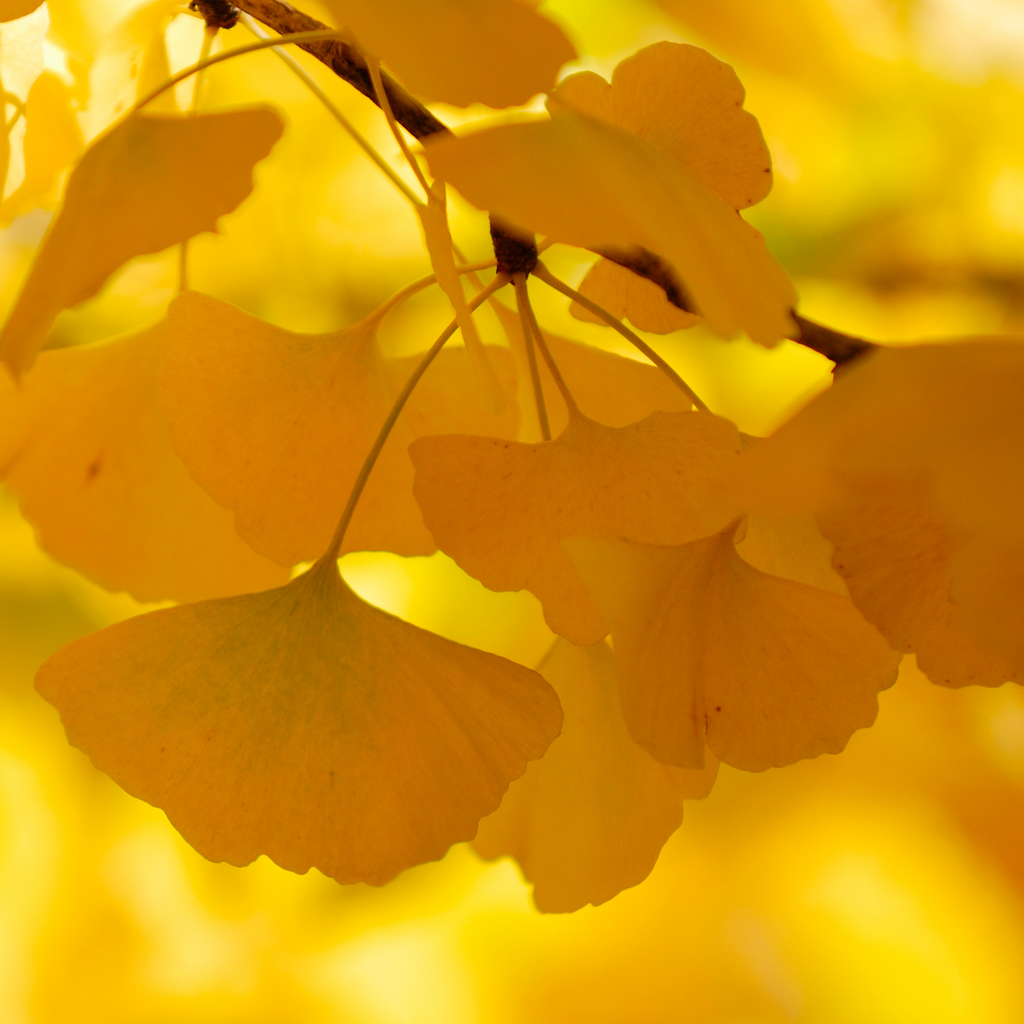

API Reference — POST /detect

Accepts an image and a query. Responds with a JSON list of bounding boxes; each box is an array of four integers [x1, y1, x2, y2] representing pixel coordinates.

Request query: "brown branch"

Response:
[[231, 0, 872, 366], [231, 0, 450, 139]]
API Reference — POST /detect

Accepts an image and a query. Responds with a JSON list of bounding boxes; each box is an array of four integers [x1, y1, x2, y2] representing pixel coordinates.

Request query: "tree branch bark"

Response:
[[230, 0, 874, 365]]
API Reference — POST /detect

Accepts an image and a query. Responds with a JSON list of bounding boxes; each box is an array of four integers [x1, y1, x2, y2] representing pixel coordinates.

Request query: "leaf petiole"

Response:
[[366, 56, 432, 201], [130, 30, 345, 116], [532, 261, 709, 413], [514, 274, 550, 441], [318, 273, 510, 565], [516, 274, 580, 421]]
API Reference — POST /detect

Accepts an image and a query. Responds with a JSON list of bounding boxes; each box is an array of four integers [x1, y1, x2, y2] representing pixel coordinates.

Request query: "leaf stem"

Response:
[[516, 275, 579, 421], [371, 257, 498, 321], [238, 13, 421, 207], [513, 274, 550, 441], [131, 30, 345, 115], [319, 273, 509, 564], [367, 57, 431, 201], [180, 24, 218, 293], [532, 261, 709, 413]]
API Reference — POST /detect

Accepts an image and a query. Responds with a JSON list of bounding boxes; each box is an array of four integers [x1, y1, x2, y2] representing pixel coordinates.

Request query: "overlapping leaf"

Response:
[[36, 560, 563, 885], [323, 0, 576, 107], [427, 111, 796, 345], [411, 409, 741, 644], [739, 340, 1024, 686], [160, 292, 519, 567], [566, 530, 900, 771], [0, 322, 286, 602], [0, 108, 284, 375], [475, 638, 717, 912]]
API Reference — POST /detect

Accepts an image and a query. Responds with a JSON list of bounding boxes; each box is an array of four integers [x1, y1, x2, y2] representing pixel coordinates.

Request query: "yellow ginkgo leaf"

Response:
[[0, 1, 42, 22], [565, 530, 899, 771], [490, 299, 692, 438], [739, 340, 1024, 686], [86, 0, 181, 137], [35, 560, 563, 885], [551, 43, 772, 211], [426, 112, 796, 345], [475, 638, 717, 913], [0, 108, 284, 376], [322, 0, 576, 108], [411, 410, 742, 644], [570, 257, 700, 335], [0, 321, 287, 602], [160, 291, 520, 568], [1, 72, 83, 223]]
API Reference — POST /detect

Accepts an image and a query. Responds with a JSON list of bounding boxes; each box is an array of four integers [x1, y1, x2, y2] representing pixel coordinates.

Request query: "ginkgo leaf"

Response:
[[0, 321, 287, 602], [1, 72, 82, 223], [474, 638, 717, 913], [86, 0, 181, 136], [0, 1, 42, 22], [565, 530, 900, 771], [0, 108, 284, 376], [551, 42, 772, 211], [570, 257, 700, 335], [322, 0, 576, 108], [819, 479, 1019, 688], [411, 409, 742, 644], [35, 560, 563, 885], [739, 340, 1024, 686], [426, 112, 796, 345], [490, 299, 692, 437], [160, 291, 520, 568]]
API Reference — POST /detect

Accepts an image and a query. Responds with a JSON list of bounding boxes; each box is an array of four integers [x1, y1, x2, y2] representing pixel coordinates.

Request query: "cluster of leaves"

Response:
[[0, 0, 1020, 915]]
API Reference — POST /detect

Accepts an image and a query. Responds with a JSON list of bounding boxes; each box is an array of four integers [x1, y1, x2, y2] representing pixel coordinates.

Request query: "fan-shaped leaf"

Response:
[[36, 560, 563, 885]]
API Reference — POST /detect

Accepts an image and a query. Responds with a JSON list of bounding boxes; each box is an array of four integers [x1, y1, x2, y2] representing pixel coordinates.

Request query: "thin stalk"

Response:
[[517, 275, 579, 419], [319, 273, 509, 563], [513, 274, 550, 441], [367, 57, 431, 199], [372, 257, 497, 321], [180, 24, 218, 292], [132, 30, 344, 114], [239, 13, 420, 206], [533, 261, 709, 413]]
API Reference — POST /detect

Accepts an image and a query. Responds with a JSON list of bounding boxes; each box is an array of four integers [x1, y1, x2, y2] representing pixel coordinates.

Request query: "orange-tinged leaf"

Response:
[[323, 0, 576, 107], [411, 410, 742, 644], [0, 109, 284, 375], [0, 322, 287, 602], [35, 561, 563, 885], [160, 292, 520, 567], [821, 480, 1020, 688], [739, 340, 1024, 685], [427, 112, 796, 345], [491, 298, 692, 437], [565, 531, 899, 771], [1, 72, 83, 222], [552, 43, 772, 211], [475, 638, 717, 913], [0, 1, 42, 24], [570, 257, 700, 335]]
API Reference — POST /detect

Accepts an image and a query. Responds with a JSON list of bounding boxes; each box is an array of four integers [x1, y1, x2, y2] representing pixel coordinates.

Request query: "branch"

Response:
[[231, 0, 450, 139], [230, 0, 874, 366]]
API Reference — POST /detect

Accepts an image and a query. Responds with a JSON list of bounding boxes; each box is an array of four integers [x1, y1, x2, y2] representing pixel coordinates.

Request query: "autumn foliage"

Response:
[[0, 0, 1021, 919]]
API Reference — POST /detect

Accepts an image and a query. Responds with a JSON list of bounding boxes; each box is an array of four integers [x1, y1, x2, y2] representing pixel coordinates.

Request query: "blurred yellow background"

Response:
[[4, 0, 1024, 1020]]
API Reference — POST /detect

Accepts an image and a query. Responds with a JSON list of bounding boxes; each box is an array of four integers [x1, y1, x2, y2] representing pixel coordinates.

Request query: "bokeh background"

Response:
[[3, 0, 1024, 1020]]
